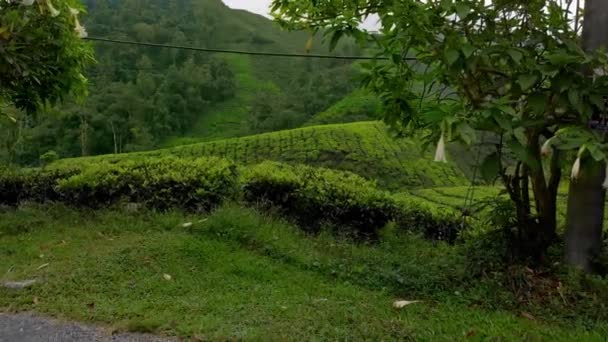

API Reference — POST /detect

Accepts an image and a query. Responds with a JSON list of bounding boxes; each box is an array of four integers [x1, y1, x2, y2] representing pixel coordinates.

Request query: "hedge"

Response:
[[1, 157, 239, 211], [241, 161, 397, 237], [241, 161, 463, 241], [1, 157, 463, 241]]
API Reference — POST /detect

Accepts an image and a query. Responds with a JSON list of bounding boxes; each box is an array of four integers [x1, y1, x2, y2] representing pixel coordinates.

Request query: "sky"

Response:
[[222, 0, 380, 30], [222, 0, 274, 17]]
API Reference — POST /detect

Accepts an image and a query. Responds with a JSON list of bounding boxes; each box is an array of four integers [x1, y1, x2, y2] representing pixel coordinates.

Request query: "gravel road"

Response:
[[0, 313, 178, 342]]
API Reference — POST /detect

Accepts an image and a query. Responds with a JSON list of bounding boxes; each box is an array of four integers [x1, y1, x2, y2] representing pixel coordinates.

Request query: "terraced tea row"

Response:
[[53, 122, 468, 190]]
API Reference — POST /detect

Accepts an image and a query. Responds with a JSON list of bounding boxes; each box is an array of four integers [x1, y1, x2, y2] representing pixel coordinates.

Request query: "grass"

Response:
[[54, 121, 468, 190], [1, 204, 607, 340]]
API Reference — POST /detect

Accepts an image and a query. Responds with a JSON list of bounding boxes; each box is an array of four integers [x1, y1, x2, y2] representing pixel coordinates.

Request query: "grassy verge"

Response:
[[1, 204, 606, 340]]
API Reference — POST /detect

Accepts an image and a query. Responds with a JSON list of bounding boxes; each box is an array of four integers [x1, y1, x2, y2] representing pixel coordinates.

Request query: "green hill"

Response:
[[54, 121, 468, 190], [305, 89, 382, 126], [6, 0, 362, 165]]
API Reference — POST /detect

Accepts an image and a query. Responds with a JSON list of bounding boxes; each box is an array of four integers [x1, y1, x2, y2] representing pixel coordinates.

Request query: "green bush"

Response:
[[391, 193, 463, 242], [241, 161, 396, 237], [0, 166, 80, 206], [2, 156, 463, 240], [242, 161, 463, 240], [1, 157, 239, 211], [39, 150, 59, 166]]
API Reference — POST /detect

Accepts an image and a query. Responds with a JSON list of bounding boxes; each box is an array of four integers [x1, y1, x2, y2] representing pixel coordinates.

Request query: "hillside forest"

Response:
[[0, 0, 369, 165]]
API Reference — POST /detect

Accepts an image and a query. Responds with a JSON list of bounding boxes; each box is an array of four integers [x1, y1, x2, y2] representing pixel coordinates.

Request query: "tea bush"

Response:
[[1, 156, 463, 239], [242, 161, 463, 240], [1, 157, 239, 211]]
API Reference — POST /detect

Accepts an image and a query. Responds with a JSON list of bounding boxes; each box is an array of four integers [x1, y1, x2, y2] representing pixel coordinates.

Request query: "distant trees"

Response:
[[3, 0, 358, 164]]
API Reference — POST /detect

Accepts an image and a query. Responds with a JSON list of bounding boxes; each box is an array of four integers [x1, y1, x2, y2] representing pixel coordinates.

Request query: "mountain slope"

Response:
[[53, 121, 468, 190]]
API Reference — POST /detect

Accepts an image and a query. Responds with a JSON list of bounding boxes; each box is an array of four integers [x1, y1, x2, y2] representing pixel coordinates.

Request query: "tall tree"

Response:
[[565, 0, 608, 273], [272, 0, 608, 261], [0, 0, 94, 115]]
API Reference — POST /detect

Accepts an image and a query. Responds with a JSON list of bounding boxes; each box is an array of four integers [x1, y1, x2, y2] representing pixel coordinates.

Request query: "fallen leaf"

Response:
[[3, 279, 37, 289], [182, 222, 193, 228], [466, 330, 476, 338], [521, 312, 536, 321], [37, 263, 49, 270], [163, 274, 172, 281], [33, 297, 39, 305], [392, 300, 421, 309]]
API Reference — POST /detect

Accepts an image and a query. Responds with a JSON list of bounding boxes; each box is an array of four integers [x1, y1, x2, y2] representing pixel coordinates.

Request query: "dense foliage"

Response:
[[0, 0, 94, 114], [0, 155, 462, 240], [272, 0, 608, 260]]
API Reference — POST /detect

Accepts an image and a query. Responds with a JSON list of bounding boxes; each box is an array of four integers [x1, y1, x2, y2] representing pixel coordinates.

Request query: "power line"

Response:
[[84, 36, 409, 61]]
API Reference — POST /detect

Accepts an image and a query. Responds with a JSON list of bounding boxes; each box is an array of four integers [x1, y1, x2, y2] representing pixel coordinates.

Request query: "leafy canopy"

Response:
[[272, 0, 608, 166], [0, 0, 94, 115]]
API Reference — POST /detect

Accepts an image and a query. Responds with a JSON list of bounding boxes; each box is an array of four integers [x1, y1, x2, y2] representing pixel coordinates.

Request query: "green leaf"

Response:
[[587, 143, 606, 161], [455, 3, 470, 19], [461, 44, 475, 58], [493, 112, 512, 131], [480, 152, 500, 183], [445, 49, 460, 66], [329, 31, 343, 51], [507, 137, 540, 172], [455, 122, 476, 145], [568, 88, 579, 107], [528, 93, 546, 116], [507, 49, 523, 64], [518, 74, 538, 91]]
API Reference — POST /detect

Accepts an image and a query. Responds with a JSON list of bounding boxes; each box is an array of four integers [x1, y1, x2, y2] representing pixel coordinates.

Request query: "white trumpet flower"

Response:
[[434, 134, 447, 163], [540, 139, 552, 157], [46, 0, 60, 17], [75, 20, 87, 38], [571, 157, 581, 180]]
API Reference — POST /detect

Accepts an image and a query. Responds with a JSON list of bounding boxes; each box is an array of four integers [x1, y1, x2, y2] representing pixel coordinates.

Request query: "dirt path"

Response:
[[0, 313, 177, 342]]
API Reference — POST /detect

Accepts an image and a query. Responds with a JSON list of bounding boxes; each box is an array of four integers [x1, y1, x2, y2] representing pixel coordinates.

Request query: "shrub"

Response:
[[0, 166, 80, 206], [40, 150, 59, 166], [391, 193, 463, 242], [242, 161, 463, 240], [241, 161, 396, 237], [1, 157, 239, 211]]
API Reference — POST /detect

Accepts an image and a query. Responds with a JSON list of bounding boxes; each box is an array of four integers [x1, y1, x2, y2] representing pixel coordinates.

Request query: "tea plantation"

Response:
[[51, 121, 468, 190]]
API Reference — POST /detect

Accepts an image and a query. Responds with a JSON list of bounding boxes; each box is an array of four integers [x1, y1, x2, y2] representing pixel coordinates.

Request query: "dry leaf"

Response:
[[521, 312, 536, 321], [37, 263, 49, 270], [163, 274, 172, 281], [466, 330, 476, 338], [33, 297, 39, 305], [392, 300, 421, 309]]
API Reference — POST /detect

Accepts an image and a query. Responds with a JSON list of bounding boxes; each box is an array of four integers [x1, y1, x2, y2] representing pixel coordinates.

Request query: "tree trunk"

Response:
[[111, 121, 118, 154], [565, 160, 606, 272], [565, 0, 607, 272], [79, 114, 89, 157]]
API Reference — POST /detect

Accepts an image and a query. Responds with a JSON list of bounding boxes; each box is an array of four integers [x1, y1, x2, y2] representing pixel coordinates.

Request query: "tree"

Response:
[[272, 0, 608, 261], [565, 0, 608, 273], [0, 0, 94, 115]]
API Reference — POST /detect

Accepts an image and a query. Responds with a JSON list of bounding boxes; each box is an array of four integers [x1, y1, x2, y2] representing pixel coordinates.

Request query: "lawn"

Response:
[[1, 204, 606, 340]]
